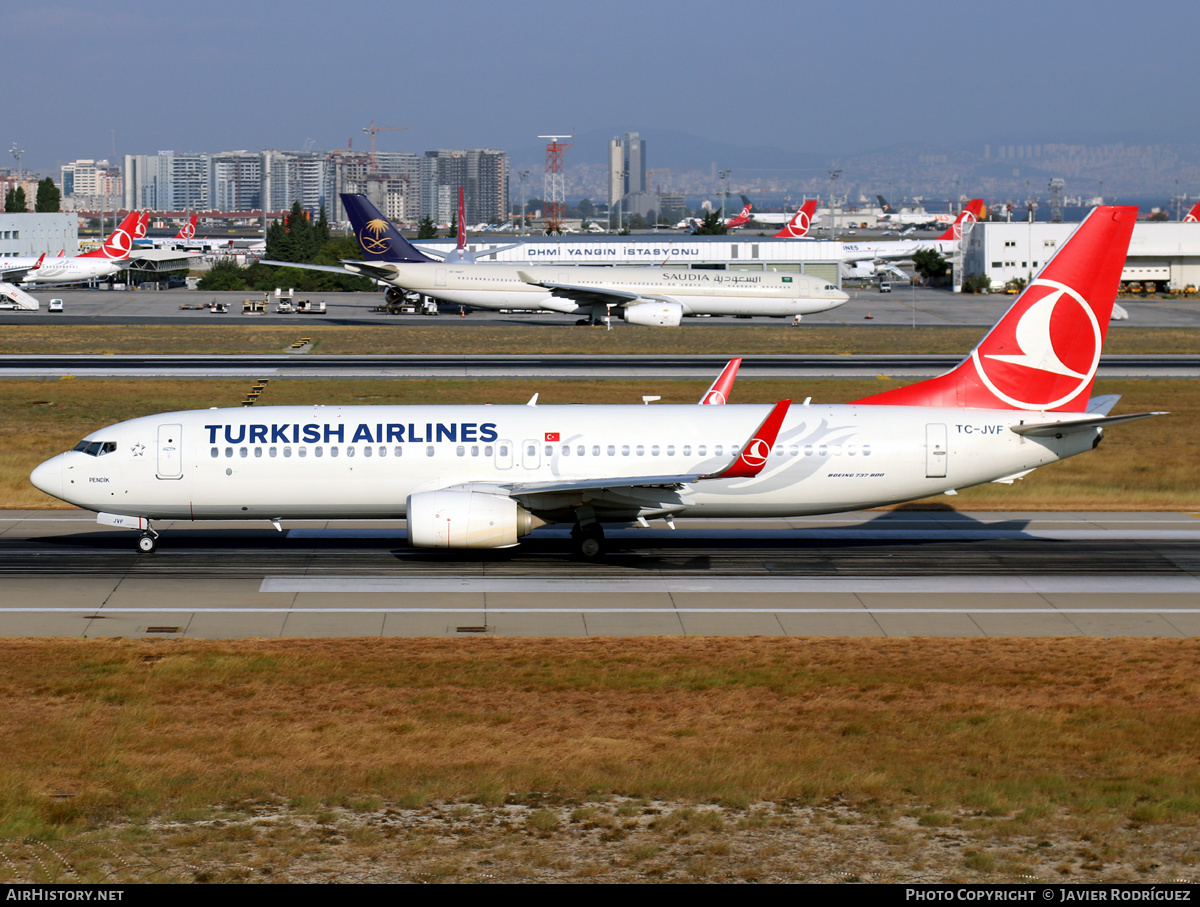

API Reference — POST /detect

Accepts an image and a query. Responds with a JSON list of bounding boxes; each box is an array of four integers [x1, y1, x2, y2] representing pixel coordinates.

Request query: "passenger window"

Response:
[[862, 445, 872, 456], [804, 445, 813, 456], [651, 445, 660, 456], [269, 447, 277, 458], [254, 447, 262, 458], [378, 446, 386, 457], [284, 447, 292, 458], [544, 445, 552, 456], [683, 445, 691, 456], [666, 445, 674, 456], [593, 446, 600, 457], [471, 446, 479, 457], [331, 447, 339, 458], [715, 445, 723, 457], [819, 445, 828, 457], [426, 446, 434, 457], [347, 447, 355, 458], [526, 444, 536, 457], [847, 444, 857, 456], [607, 445, 615, 457], [364, 446, 373, 458], [484, 445, 493, 457], [456, 446, 465, 457], [394, 446, 403, 457], [239, 447, 248, 458], [561, 445, 569, 456], [225, 447, 233, 458], [698, 445, 706, 456], [210, 447, 218, 458], [315, 447, 324, 458], [577, 445, 585, 456], [299, 447, 307, 458], [636, 445, 644, 456], [621, 445, 630, 456]]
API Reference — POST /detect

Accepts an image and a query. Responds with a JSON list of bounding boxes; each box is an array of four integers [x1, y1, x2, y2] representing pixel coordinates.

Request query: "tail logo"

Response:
[[953, 210, 978, 241], [971, 279, 1101, 410], [104, 229, 133, 258], [359, 219, 392, 255], [702, 390, 727, 405], [739, 438, 772, 469], [1186, 213, 1199, 223], [180, 222, 196, 239]]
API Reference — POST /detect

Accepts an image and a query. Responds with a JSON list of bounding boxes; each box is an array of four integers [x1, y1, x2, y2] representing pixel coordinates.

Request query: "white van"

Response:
[[48, 298, 64, 312]]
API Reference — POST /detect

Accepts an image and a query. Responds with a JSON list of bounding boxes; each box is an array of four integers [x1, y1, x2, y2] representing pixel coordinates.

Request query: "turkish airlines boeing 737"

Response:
[[31, 207, 1159, 557]]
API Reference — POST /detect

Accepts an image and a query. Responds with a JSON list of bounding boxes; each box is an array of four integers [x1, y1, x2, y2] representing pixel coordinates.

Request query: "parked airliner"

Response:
[[266, 194, 848, 325], [31, 207, 1158, 558], [0, 212, 140, 286]]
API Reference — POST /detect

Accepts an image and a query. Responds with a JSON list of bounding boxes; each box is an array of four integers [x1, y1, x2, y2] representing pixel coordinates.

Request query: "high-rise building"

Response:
[[608, 132, 647, 207], [213, 152, 263, 211]]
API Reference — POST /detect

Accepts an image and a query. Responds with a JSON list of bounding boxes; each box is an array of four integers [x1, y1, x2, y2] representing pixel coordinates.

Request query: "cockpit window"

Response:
[[73, 440, 116, 456]]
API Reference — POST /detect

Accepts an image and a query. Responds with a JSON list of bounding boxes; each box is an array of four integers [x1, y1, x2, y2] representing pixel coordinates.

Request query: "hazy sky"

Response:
[[8, 0, 1199, 174]]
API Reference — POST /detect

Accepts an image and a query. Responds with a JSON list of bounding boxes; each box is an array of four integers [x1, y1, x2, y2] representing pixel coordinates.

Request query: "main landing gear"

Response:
[[570, 522, 605, 559]]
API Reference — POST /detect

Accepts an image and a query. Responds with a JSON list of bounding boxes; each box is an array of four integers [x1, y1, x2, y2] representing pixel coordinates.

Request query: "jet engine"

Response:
[[622, 301, 684, 327], [384, 287, 408, 306], [406, 490, 536, 549]]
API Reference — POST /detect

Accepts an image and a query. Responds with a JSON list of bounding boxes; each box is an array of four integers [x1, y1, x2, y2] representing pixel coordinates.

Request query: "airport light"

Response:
[[517, 170, 530, 235], [828, 169, 841, 239], [718, 169, 731, 222]]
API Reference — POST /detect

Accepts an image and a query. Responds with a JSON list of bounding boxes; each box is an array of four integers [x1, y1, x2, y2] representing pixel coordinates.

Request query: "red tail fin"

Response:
[[134, 211, 150, 239], [175, 214, 198, 240], [727, 204, 752, 228], [855, 206, 1137, 413], [1184, 203, 1200, 223], [457, 186, 466, 251], [774, 200, 818, 238], [937, 199, 984, 241], [700, 358, 742, 404], [79, 212, 139, 259]]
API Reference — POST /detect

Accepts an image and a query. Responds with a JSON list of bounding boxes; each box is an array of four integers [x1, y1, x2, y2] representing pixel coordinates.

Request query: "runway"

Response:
[[2, 510, 1197, 639], [2, 353, 1197, 379]]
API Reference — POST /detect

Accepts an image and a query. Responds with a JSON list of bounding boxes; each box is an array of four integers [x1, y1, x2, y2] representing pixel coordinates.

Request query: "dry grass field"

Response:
[[0, 637, 1196, 883], [3, 376, 1197, 511], [0, 323, 1197, 355]]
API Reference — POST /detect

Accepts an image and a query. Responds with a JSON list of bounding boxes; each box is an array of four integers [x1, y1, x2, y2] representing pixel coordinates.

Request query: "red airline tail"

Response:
[[699, 358, 742, 404], [1184, 203, 1200, 223], [457, 187, 466, 251], [936, 198, 985, 241], [855, 206, 1137, 413], [79, 212, 140, 259], [726, 204, 752, 228], [134, 211, 150, 239], [774, 200, 818, 238], [175, 214, 198, 240]]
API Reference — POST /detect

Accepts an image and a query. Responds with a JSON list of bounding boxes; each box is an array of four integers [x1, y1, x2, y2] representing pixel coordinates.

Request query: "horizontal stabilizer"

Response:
[[1009, 411, 1167, 437]]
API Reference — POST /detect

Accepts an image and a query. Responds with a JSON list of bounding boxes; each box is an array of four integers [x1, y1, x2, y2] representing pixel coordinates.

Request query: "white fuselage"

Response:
[[840, 238, 960, 264], [0, 256, 125, 285], [32, 403, 1097, 524], [363, 263, 848, 318]]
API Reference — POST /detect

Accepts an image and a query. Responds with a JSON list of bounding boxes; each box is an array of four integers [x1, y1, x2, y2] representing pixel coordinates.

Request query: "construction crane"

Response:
[[362, 121, 410, 172]]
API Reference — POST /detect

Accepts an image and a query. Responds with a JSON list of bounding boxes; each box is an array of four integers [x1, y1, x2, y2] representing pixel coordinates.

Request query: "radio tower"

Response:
[[539, 133, 573, 234]]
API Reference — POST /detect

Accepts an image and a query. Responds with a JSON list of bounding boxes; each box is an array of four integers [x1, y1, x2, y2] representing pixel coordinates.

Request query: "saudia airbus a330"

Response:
[[264, 194, 849, 326], [31, 207, 1160, 557]]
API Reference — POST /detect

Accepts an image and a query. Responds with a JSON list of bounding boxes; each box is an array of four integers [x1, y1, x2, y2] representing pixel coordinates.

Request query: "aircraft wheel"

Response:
[[571, 524, 605, 559], [137, 533, 157, 554]]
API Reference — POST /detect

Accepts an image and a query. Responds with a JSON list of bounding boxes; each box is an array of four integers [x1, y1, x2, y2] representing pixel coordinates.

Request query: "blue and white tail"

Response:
[[341, 194, 438, 263]]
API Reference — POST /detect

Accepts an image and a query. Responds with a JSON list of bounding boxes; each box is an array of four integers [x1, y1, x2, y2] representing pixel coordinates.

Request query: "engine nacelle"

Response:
[[622, 300, 683, 327], [406, 490, 534, 549], [384, 287, 408, 305]]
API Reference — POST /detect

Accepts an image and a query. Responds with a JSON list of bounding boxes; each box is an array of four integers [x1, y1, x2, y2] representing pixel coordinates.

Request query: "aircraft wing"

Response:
[[259, 259, 400, 282], [448, 399, 793, 506], [0, 263, 34, 282], [516, 271, 653, 308]]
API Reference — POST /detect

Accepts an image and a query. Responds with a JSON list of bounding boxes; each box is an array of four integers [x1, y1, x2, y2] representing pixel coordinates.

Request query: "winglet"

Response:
[[699, 358, 742, 404], [706, 399, 791, 479]]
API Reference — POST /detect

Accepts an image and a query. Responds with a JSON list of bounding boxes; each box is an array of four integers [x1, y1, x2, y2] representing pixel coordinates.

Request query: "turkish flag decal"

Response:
[[544, 432, 560, 442]]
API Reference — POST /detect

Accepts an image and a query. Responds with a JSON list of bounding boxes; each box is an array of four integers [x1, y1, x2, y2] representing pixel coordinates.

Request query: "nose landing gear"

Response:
[[137, 526, 159, 554]]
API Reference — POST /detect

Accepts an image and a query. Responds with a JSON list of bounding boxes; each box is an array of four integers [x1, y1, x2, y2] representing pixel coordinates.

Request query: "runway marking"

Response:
[[3, 608, 1200, 614], [253, 576, 1200, 595]]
